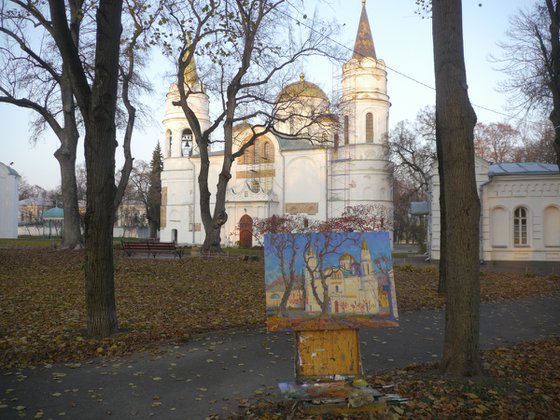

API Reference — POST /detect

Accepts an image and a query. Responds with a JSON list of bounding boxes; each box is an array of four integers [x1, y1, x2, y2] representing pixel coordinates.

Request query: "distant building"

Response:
[[0, 161, 20, 239], [429, 157, 560, 268], [114, 200, 149, 239], [42, 207, 64, 238], [19, 196, 50, 225], [159, 3, 393, 246]]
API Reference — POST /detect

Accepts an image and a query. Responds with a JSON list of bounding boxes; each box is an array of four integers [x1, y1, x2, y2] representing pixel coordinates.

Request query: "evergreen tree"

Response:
[[147, 142, 163, 239]]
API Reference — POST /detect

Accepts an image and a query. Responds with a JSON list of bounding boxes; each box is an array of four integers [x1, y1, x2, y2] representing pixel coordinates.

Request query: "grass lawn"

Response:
[[0, 244, 559, 418]]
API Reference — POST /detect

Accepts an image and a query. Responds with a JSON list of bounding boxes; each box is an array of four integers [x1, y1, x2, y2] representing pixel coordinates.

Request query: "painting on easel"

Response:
[[264, 231, 399, 332]]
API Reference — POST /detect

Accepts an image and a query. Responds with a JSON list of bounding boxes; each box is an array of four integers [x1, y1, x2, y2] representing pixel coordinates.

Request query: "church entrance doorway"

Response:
[[239, 214, 253, 248]]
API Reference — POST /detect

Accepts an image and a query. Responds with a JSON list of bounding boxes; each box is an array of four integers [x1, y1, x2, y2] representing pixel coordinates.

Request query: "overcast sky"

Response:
[[1, 0, 534, 190]]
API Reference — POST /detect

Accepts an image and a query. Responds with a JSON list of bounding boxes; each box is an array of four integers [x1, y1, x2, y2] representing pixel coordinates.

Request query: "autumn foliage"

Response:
[[0, 247, 558, 370]]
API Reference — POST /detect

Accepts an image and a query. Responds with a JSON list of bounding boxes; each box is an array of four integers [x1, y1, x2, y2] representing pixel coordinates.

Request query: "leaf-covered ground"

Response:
[[0, 248, 558, 369], [234, 337, 560, 419]]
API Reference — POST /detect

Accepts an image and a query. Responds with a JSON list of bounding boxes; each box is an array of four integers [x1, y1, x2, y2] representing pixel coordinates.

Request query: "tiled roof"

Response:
[[489, 162, 559, 176], [275, 134, 325, 151]]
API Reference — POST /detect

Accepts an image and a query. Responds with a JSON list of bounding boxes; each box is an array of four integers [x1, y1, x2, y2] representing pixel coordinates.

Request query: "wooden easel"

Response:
[[295, 329, 362, 379], [294, 328, 387, 414]]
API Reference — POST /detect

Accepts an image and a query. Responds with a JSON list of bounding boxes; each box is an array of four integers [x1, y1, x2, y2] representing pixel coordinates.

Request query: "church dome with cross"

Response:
[[277, 73, 329, 103]]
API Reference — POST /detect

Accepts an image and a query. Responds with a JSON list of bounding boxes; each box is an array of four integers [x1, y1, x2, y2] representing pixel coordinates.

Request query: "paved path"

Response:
[[1, 294, 558, 419]]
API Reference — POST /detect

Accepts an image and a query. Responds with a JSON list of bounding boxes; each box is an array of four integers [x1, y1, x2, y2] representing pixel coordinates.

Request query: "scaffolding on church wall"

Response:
[[328, 143, 352, 219], [328, 89, 356, 219]]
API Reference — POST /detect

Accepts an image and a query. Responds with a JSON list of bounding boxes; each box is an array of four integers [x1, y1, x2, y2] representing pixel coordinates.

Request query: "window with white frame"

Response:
[[513, 207, 528, 246]]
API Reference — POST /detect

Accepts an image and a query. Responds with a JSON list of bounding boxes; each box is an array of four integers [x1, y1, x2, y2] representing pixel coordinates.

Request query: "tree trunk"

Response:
[[200, 131, 234, 253], [432, 0, 481, 377], [83, 1, 122, 338], [149, 220, 158, 239], [435, 115, 447, 294], [198, 147, 223, 253], [54, 137, 82, 249], [279, 279, 294, 316], [546, 0, 560, 168], [48, 0, 122, 339], [55, 75, 82, 249], [83, 125, 119, 337]]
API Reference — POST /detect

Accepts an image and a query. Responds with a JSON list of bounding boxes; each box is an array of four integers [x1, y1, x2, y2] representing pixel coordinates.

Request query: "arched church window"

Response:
[[365, 112, 374, 143], [262, 141, 274, 162], [513, 207, 528, 246], [344, 116, 349, 145], [181, 128, 193, 156]]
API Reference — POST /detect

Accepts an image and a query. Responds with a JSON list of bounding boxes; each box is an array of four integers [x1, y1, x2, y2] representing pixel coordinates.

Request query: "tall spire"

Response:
[[352, 1, 376, 60]]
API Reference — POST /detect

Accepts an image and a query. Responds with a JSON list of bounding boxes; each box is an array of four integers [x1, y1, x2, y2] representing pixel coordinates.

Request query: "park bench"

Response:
[[121, 240, 183, 259]]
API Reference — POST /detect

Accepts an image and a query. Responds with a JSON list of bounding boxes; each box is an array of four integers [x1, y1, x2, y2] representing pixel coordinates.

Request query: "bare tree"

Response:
[[515, 119, 557, 163], [121, 159, 156, 237], [0, 2, 84, 248], [48, 0, 125, 338], [497, 0, 560, 168], [389, 108, 436, 245], [255, 216, 305, 316], [161, 0, 341, 253], [432, 0, 481, 376], [113, 0, 160, 211], [474, 122, 522, 162], [18, 178, 47, 201], [302, 232, 356, 315], [1, 1, 157, 249], [390, 119, 435, 196]]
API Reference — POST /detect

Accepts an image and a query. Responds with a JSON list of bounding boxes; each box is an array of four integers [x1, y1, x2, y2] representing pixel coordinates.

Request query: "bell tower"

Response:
[[162, 52, 210, 159], [160, 49, 210, 244], [330, 0, 393, 224]]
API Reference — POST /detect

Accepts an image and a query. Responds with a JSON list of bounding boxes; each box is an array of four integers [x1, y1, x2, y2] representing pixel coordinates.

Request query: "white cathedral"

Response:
[[159, 3, 393, 247]]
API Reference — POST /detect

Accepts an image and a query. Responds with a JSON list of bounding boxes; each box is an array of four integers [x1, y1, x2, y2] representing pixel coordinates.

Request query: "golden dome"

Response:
[[277, 73, 329, 102]]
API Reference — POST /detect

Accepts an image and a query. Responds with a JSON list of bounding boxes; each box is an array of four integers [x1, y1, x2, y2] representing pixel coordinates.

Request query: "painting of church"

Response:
[[264, 231, 399, 331], [305, 241, 386, 316], [158, 2, 393, 246]]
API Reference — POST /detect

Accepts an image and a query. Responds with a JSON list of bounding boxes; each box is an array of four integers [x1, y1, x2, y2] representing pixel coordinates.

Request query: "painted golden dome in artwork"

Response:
[[277, 73, 329, 102]]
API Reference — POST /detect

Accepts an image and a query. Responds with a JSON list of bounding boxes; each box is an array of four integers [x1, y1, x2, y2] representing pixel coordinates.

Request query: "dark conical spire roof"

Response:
[[352, 1, 376, 60]]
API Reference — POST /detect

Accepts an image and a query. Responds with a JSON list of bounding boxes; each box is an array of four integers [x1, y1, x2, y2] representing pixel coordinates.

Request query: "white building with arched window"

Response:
[[159, 3, 393, 247], [429, 157, 560, 268]]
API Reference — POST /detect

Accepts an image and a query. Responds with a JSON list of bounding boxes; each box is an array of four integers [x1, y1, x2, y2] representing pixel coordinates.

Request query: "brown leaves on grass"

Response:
[[233, 337, 560, 419], [370, 337, 560, 419], [395, 265, 560, 312], [0, 248, 265, 368], [0, 248, 558, 368]]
